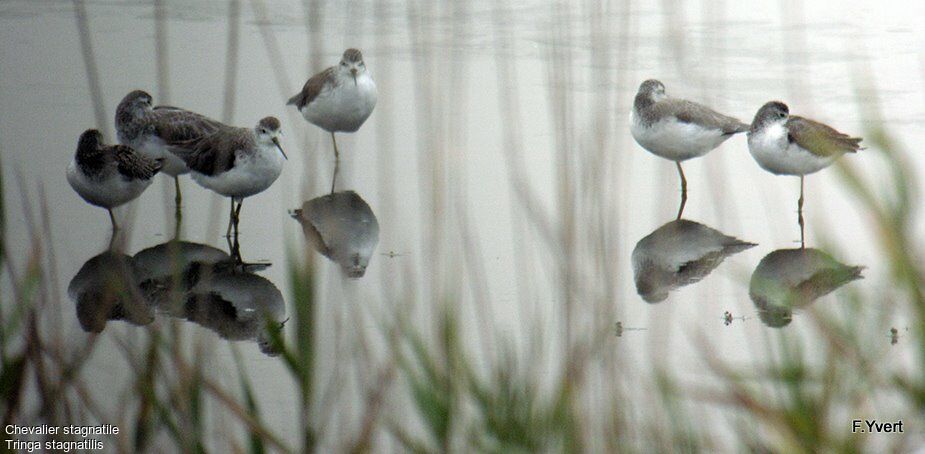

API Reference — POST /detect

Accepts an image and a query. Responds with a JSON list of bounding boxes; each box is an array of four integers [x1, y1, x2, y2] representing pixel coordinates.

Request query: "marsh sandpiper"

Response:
[[630, 79, 748, 216], [747, 101, 863, 245], [67, 129, 163, 229], [115, 90, 224, 206], [170, 117, 287, 237], [287, 48, 377, 163]]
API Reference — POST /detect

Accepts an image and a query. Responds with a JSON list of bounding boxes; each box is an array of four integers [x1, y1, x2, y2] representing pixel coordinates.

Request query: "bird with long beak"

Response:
[[168, 117, 288, 237], [287, 48, 378, 164]]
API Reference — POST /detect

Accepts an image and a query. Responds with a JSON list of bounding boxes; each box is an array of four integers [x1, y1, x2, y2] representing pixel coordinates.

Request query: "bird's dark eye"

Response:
[[778, 112, 786, 118], [341, 62, 347, 67]]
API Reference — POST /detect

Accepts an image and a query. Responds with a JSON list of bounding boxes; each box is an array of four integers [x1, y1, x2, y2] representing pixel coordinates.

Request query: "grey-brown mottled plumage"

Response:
[[75, 129, 163, 181], [786, 116, 863, 157], [749, 101, 863, 158], [116, 91, 224, 147], [67, 129, 164, 226], [170, 117, 284, 177], [641, 98, 749, 134], [287, 66, 337, 110], [175, 127, 254, 176], [631, 219, 755, 303], [115, 90, 225, 178], [749, 248, 864, 327], [633, 80, 748, 134]]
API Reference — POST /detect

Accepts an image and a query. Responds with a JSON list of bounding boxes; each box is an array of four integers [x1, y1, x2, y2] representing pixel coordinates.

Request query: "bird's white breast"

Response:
[[134, 135, 190, 176], [630, 109, 729, 161], [747, 123, 835, 176], [301, 73, 378, 133], [191, 143, 284, 199], [67, 160, 153, 208]]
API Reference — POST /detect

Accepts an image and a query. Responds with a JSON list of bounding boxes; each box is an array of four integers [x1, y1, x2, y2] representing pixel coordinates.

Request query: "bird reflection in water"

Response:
[[749, 248, 864, 328], [291, 190, 380, 278], [632, 219, 755, 303], [69, 232, 286, 355], [69, 239, 154, 333]]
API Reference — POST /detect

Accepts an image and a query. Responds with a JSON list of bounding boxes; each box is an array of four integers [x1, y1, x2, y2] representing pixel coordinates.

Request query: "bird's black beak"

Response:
[[351, 68, 358, 85], [272, 137, 287, 160]]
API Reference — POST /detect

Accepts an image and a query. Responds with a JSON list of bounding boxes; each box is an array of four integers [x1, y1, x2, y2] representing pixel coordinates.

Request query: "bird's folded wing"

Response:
[[114, 145, 162, 180], [664, 99, 749, 134], [151, 108, 225, 145], [177, 129, 245, 176], [287, 66, 335, 108], [787, 116, 863, 157]]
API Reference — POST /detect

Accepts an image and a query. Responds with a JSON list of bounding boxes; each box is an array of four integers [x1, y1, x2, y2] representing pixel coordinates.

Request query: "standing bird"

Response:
[[630, 79, 748, 216], [115, 90, 224, 206], [67, 129, 163, 229], [170, 117, 287, 237], [287, 48, 377, 163], [747, 101, 863, 244]]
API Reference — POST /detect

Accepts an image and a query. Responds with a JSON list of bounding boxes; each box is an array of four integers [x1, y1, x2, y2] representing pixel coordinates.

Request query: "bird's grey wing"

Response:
[[151, 108, 225, 145], [113, 145, 163, 180], [662, 99, 749, 134], [786, 116, 863, 157], [792, 264, 864, 303], [287, 66, 335, 108], [179, 128, 245, 176]]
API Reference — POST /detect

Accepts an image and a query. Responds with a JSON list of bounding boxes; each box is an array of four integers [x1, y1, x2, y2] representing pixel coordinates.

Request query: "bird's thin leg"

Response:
[[676, 162, 687, 219], [231, 225, 242, 264], [798, 176, 805, 249], [174, 176, 183, 227], [331, 132, 340, 161], [108, 208, 118, 231], [226, 198, 235, 238], [331, 158, 340, 194], [234, 199, 243, 236], [174, 176, 182, 206]]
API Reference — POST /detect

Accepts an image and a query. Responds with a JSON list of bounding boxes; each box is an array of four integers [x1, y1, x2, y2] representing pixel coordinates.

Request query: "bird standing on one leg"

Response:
[[115, 90, 224, 208], [67, 129, 163, 229], [630, 79, 748, 217], [287, 48, 377, 190], [746, 101, 863, 246]]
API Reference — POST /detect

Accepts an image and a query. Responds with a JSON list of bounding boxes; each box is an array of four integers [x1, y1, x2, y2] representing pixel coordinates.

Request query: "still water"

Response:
[[2, 0, 923, 450]]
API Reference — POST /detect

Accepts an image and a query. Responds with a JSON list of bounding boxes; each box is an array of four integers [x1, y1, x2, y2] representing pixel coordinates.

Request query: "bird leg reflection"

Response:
[[676, 162, 687, 220], [331, 156, 340, 194], [676, 191, 687, 220], [226, 198, 235, 238], [174, 176, 183, 229], [108, 208, 118, 231], [226, 198, 243, 238], [174, 176, 182, 206], [798, 176, 805, 249], [226, 228, 243, 265]]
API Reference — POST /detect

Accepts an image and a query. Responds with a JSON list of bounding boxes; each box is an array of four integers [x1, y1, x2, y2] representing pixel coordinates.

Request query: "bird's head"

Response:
[[339, 48, 367, 85], [638, 79, 667, 101], [118, 90, 153, 116], [255, 116, 287, 160], [751, 101, 790, 130], [77, 129, 103, 153]]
